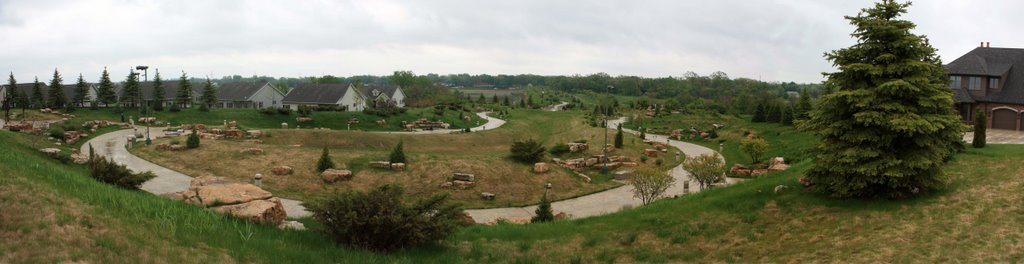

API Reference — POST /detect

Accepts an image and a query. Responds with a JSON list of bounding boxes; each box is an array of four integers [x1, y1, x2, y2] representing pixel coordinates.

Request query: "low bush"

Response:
[[548, 144, 570, 155], [306, 184, 463, 252], [257, 107, 276, 115], [47, 126, 65, 140], [510, 138, 546, 163], [186, 129, 200, 149], [276, 107, 293, 115], [89, 157, 155, 189]]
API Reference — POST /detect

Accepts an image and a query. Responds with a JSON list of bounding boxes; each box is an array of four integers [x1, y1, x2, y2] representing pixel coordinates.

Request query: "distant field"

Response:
[[455, 88, 527, 101]]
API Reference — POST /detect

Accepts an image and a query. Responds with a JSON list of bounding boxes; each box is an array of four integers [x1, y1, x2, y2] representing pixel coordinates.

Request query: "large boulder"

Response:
[[185, 183, 274, 207], [271, 166, 293, 175], [39, 148, 61, 158], [369, 161, 391, 168], [321, 169, 353, 183], [70, 153, 89, 164], [210, 197, 286, 225], [247, 130, 262, 138], [533, 162, 550, 173], [453, 173, 476, 182], [643, 149, 659, 157], [767, 157, 789, 172], [730, 164, 751, 176]]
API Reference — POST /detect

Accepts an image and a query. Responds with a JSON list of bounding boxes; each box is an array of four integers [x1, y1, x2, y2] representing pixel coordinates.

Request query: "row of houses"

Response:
[[0, 80, 405, 111]]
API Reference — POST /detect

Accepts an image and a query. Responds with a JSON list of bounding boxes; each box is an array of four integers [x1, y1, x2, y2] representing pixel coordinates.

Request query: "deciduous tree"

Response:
[[631, 166, 675, 205], [682, 154, 726, 191]]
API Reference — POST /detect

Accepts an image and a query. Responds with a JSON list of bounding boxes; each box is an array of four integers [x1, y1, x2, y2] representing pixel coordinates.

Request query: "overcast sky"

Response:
[[1, 0, 1020, 84]]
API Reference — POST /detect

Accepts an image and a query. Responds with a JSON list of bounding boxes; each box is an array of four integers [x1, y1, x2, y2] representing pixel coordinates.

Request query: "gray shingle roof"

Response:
[[137, 81, 201, 101], [4, 83, 51, 100], [217, 81, 270, 101], [282, 83, 352, 104], [359, 85, 400, 100], [947, 47, 1024, 105]]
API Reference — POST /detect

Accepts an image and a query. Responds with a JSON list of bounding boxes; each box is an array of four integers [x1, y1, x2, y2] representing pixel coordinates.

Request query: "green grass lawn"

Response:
[[5, 110, 1023, 262]]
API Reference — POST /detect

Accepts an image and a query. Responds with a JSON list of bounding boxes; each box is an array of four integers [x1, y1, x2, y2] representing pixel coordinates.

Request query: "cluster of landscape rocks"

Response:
[[403, 118, 451, 130], [161, 176, 302, 230], [440, 173, 476, 189], [553, 155, 637, 171], [368, 161, 406, 171], [175, 121, 263, 141], [730, 157, 790, 177], [321, 169, 353, 183]]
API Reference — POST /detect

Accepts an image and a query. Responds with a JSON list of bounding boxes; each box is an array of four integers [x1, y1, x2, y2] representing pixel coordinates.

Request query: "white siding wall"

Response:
[[250, 84, 285, 109], [392, 87, 406, 107], [337, 86, 366, 112]]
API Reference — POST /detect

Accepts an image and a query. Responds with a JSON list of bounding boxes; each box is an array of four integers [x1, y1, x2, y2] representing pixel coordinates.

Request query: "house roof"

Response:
[[946, 47, 1024, 105], [282, 83, 353, 104], [137, 81, 201, 101], [359, 85, 400, 100], [216, 81, 271, 101]]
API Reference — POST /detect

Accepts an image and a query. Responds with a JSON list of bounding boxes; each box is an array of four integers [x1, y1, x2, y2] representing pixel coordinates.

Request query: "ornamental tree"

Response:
[[803, 0, 963, 198]]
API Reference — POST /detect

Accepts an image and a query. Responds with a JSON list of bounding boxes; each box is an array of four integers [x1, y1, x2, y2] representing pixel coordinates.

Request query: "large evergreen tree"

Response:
[[120, 70, 140, 108], [152, 70, 165, 111], [200, 78, 217, 110], [4, 73, 14, 122], [175, 72, 193, 109], [97, 68, 117, 107], [47, 69, 65, 109], [804, 0, 962, 198], [30, 77, 43, 109], [73, 74, 89, 107], [796, 88, 813, 119], [751, 101, 767, 122]]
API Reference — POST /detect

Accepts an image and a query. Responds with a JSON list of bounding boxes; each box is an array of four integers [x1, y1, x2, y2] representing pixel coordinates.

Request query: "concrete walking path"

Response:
[[81, 111, 507, 219], [374, 112, 505, 135], [463, 117, 727, 223], [82, 113, 725, 223], [547, 102, 569, 111]]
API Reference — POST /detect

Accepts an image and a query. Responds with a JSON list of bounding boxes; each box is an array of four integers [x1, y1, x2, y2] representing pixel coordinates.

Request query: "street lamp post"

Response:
[[603, 85, 614, 174], [544, 182, 552, 200], [135, 66, 151, 145]]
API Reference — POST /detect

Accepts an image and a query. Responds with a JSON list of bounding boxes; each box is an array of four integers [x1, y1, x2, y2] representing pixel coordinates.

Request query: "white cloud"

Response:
[[0, 0, 1020, 84]]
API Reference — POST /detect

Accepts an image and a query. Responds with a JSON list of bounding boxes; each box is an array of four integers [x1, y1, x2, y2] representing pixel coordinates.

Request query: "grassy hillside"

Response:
[[4, 119, 1024, 262]]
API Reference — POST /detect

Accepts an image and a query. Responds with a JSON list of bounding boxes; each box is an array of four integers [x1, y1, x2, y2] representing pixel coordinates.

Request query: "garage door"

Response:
[[991, 109, 1018, 130]]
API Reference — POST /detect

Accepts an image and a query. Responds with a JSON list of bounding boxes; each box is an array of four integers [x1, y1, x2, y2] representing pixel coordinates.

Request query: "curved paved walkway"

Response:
[[83, 114, 726, 223], [82, 111, 507, 219], [464, 117, 724, 223], [547, 102, 569, 111]]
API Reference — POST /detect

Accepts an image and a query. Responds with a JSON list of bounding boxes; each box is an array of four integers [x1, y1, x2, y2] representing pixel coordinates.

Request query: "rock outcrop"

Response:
[[163, 176, 286, 226]]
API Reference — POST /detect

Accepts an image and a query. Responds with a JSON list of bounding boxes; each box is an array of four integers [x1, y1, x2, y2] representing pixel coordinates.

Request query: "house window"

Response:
[[259, 102, 263, 108], [949, 76, 961, 89], [990, 78, 999, 89], [968, 77, 982, 90], [272, 100, 277, 105]]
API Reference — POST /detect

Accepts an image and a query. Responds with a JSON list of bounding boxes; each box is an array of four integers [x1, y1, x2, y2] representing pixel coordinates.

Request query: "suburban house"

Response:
[[947, 43, 1024, 131], [138, 81, 203, 108], [0, 82, 98, 108], [215, 81, 285, 109], [359, 85, 406, 108], [281, 83, 366, 111]]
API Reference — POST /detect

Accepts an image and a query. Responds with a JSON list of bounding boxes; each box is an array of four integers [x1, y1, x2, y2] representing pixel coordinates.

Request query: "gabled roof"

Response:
[[217, 81, 270, 101], [359, 85, 400, 100], [4, 83, 50, 100], [947, 47, 1024, 105], [282, 83, 353, 104]]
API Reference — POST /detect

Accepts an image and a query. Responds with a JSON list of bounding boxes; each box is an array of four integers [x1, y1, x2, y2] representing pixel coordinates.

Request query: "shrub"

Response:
[[306, 184, 463, 252], [169, 103, 181, 112], [258, 107, 276, 115], [973, 107, 986, 148], [186, 129, 200, 149], [631, 166, 675, 205], [317, 146, 334, 172], [683, 154, 726, 191], [198, 102, 209, 112], [297, 105, 312, 117], [531, 193, 554, 223], [89, 157, 156, 189], [655, 158, 664, 166], [277, 107, 293, 115], [48, 126, 65, 140], [510, 138, 546, 163], [614, 124, 624, 148], [548, 144, 570, 155], [389, 141, 406, 164], [740, 137, 769, 164]]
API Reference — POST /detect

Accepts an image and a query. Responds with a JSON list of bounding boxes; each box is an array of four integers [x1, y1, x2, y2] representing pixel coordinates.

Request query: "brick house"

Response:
[[947, 43, 1024, 130]]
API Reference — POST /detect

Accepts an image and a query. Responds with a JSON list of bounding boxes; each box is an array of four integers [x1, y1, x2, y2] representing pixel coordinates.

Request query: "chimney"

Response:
[[981, 41, 985, 47], [987, 42, 991, 48]]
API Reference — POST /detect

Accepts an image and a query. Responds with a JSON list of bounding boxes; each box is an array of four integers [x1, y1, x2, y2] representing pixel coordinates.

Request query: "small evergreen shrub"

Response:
[[389, 141, 406, 164], [89, 157, 155, 189], [186, 129, 200, 149], [306, 184, 463, 252], [317, 146, 334, 172], [510, 139, 546, 163]]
